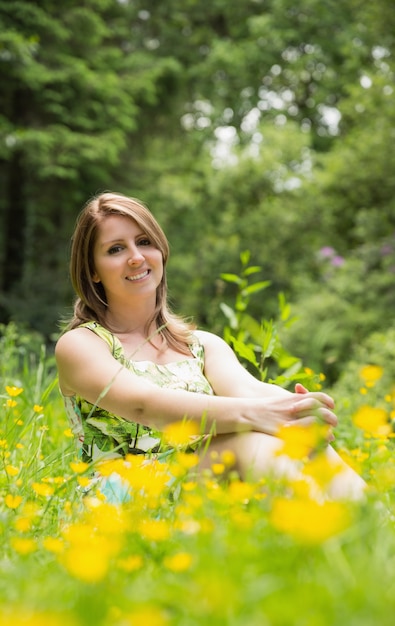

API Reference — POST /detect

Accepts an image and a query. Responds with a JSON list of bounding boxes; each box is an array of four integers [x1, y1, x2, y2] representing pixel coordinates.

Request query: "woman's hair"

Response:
[[67, 191, 194, 353]]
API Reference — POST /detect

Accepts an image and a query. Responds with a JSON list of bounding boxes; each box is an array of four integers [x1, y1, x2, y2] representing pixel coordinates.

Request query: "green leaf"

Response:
[[261, 321, 278, 359], [240, 250, 251, 266], [219, 303, 238, 329], [243, 266, 262, 276], [220, 273, 242, 285], [242, 281, 271, 296], [230, 337, 259, 368]]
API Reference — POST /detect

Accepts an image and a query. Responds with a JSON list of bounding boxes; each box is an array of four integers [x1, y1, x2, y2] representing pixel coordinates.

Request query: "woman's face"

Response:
[[92, 215, 164, 304]]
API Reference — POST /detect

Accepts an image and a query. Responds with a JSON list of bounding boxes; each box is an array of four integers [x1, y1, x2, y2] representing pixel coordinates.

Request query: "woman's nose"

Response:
[[127, 247, 145, 264]]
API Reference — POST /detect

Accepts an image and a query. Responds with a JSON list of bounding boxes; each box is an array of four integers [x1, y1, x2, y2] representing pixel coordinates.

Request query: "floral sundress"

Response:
[[62, 321, 214, 464]]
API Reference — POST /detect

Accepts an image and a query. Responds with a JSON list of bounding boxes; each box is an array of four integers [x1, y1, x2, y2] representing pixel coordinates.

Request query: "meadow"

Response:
[[1, 318, 395, 626]]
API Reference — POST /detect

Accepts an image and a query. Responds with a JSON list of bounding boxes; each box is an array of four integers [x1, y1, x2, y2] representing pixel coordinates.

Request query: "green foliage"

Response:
[[0, 0, 394, 389], [0, 316, 395, 624], [219, 251, 322, 390]]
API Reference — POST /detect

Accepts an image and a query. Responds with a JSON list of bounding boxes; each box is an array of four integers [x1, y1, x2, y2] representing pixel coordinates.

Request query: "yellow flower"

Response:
[[302, 451, 343, 488], [63, 428, 74, 438], [0, 609, 75, 626], [221, 449, 236, 467], [62, 546, 110, 583], [33, 404, 44, 413], [43, 537, 65, 554], [182, 481, 197, 492], [139, 519, 171, 542], [52, 476, 65, 485], [162, 420, 200, 447], [124, 606, 169, 626], [228, 480, 256, 504], [118, 555, 144, 572], [182, 493, 203, 510], [5, 494, 23, 509], [163, 552, 193, 572], [11, 537, 37, 555], [353, 405, 390, 436], [270, 496, 352, 544], [77, 476, 92, 488], [211, 462, 225, 475], [31, 482, 55, 497], [14, 517, 32, 532], [5, 385, 23, 397], [276, 423, 328, 459], [70, 460, 89, 474], [6, 399, 17, 408], [359, 365, 383, 387], [62, 522, 95, 545], [172, 451, 200, 470], [5, 464, 19, 476]]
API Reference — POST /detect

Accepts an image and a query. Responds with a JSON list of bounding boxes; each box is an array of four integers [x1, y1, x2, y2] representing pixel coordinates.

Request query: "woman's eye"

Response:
[[138, 238, 151, 246], [108, 245, 123, 254]]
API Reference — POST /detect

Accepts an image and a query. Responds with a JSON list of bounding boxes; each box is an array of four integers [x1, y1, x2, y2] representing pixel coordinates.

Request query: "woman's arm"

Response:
[[55, 328, 337, 436], [196, 330, 308, 399]]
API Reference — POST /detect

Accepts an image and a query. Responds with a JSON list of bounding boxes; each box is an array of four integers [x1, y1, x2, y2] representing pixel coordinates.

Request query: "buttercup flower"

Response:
[[270, 496, 352, 544], [5, 385, 23, 397], [31, 482, 55, 497], [163, 420, 200, 446], [359, 365, 384, 387], [5, 494, 23, 509], [163, 551, 193, 572], [353, 405, 390, 436]]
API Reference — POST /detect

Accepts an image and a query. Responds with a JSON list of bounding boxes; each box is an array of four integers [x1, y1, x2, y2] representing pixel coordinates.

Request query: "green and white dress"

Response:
[[62, 321, 214, 465]]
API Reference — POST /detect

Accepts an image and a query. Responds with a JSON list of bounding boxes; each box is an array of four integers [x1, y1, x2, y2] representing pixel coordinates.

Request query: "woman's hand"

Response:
[[292, 382, 335, 442], [248, 388, 337, 438]]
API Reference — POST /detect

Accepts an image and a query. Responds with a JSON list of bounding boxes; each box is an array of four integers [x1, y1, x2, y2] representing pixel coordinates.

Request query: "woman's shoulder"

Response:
[[57, 322, 125, 362], [192, 329, 229, 351], [56, 323, 111, 354]]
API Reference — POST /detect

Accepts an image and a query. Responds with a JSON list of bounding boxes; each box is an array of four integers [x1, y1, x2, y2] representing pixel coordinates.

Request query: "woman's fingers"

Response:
[[290, 398, 338, 427], [294, 383, 308, 394], [294, 388, 335, 409]]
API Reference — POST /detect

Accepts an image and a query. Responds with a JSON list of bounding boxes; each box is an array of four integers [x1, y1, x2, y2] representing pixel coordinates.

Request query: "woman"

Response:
[[56, 192, 365, 500]]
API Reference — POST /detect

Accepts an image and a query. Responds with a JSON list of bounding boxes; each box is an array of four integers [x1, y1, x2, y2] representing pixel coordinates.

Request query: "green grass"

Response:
[[1, 321, 395, 626]]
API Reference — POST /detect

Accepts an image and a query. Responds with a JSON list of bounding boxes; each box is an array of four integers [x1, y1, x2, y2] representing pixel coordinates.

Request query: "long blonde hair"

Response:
[[67, 192, 194, 353]]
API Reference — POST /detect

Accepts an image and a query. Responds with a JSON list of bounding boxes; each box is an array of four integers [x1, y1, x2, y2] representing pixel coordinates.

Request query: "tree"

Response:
[[0, 0, 181, 333]]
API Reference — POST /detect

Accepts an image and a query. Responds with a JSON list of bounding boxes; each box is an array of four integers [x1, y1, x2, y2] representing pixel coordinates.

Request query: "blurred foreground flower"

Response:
[[163, 551, 193, 572], [0, 609, 78, 626], [5, 385, 23, 397], [5, 494, 22, 509], [270, 496, 352, 544], [276, 423, 330, 459], [123, 606, 169, 626], [162, 420, 200, 447], [353, 405, 390, 436], [31, 482, 55, 497], [10, 537, 37, 555], [302, 451, 343, 490], [359, 365, 384, 387]]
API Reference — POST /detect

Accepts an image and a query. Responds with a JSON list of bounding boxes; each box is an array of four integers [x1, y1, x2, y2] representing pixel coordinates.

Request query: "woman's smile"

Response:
[[125, 269, 150, 282]]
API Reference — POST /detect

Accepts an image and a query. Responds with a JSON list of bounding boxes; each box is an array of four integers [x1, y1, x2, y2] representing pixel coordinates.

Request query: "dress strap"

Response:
[[189, 334, 205, 370], [79, 321, 125, 362]]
